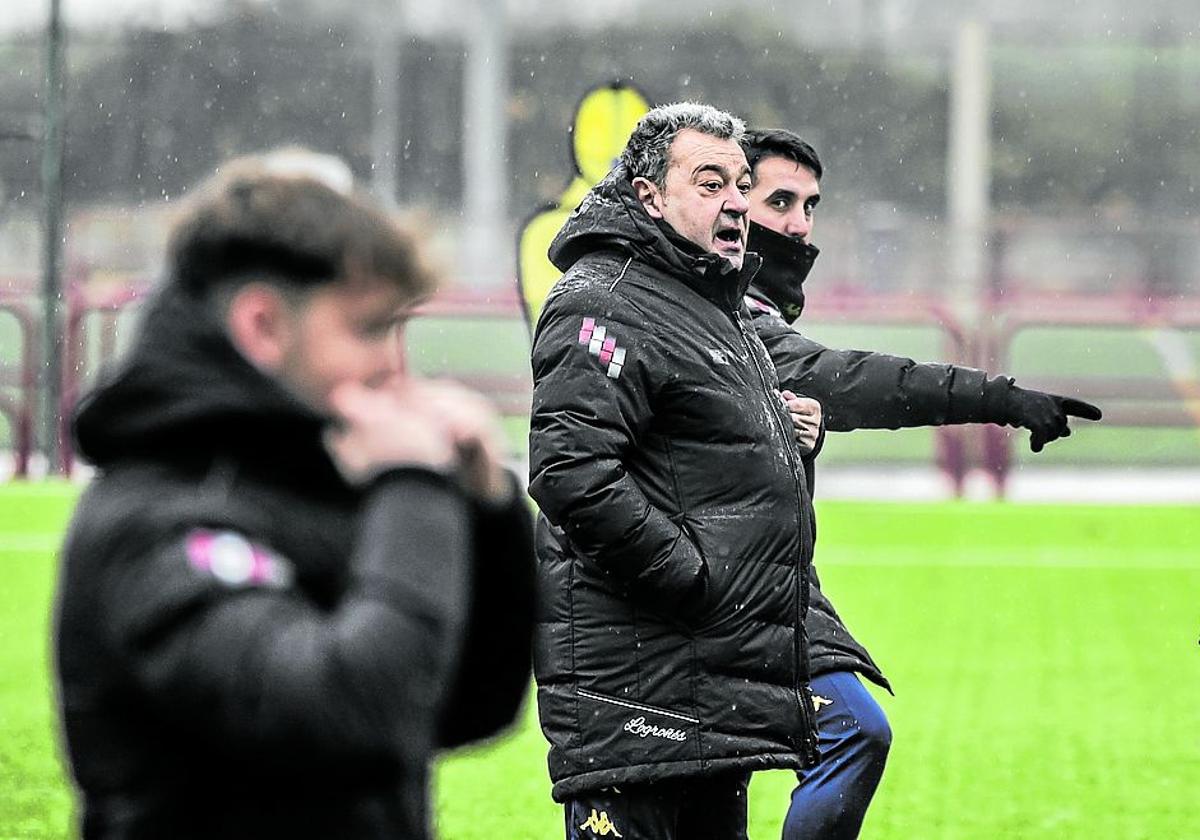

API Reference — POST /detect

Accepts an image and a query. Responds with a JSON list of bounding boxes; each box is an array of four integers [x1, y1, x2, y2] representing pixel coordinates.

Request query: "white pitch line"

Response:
[[818, 553, 1198, 571], [1147, 328, 1199, 379], [1146, 327, 1200, 433], [0, 535, 62, 553]]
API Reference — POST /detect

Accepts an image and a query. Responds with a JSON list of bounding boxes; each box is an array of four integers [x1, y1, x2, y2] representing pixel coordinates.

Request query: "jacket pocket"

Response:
[[574, 688, 700, 761]]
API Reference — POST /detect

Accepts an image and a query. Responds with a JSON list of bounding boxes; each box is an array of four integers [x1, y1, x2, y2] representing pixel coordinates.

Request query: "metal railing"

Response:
[[0, 285, 38, 477], [980, 290, 1200, 495], [3, 273, 1197, 495]]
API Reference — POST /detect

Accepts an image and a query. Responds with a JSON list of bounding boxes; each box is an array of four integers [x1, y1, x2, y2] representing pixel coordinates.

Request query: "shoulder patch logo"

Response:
[[812, 694, 834, 712], [579, 809, 623, 837], [706, 347, 730, 365], [185, 529, 295, 589], [578, 317, 626, 379]]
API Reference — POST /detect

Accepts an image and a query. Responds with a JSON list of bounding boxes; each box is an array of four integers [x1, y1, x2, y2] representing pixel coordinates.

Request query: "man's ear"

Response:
[[225, 282, 295, 371], [632, 176, 664, 220]]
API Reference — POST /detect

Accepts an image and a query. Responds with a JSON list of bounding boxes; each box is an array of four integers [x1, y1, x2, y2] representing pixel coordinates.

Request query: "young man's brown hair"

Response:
[[167, 148, 437, 299]]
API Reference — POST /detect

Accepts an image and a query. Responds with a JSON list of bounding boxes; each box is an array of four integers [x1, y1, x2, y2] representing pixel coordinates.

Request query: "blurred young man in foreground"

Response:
[[742, 128, 1102, 839], [53, 149, 535, 840]]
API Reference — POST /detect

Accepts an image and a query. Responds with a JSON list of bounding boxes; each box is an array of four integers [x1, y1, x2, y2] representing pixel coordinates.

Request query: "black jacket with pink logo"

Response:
[[529, 166, 818, 801], [55, 284, 534, 840]]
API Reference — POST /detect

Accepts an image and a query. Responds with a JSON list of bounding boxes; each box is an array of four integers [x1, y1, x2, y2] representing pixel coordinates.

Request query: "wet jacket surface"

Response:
[[529, 167, 819, 802], [54, 284, 535, 840]]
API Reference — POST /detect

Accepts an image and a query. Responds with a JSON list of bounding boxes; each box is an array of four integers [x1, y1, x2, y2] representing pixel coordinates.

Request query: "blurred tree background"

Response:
[[0, 0, 1197, 291]]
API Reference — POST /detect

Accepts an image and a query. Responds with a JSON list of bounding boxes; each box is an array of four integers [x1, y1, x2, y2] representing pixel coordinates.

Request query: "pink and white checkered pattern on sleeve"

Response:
[[577, 317, 627, 379]]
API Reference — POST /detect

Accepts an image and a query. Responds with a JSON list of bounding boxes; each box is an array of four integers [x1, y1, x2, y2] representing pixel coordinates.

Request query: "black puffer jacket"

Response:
[[747, 221, 1015, 688], [54, 284, 535, 840], [529, 167, 819, 802]]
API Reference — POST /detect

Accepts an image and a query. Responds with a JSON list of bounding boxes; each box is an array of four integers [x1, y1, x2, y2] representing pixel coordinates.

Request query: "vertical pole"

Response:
[[946, 19, 995, 496], [41, 0, 65, 475], [461, 0, 508, 287], [946, 18, 991, 314], [371, 1, 401, 208]]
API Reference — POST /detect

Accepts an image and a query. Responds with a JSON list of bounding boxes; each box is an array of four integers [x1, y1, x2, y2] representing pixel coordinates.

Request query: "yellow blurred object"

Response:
[[517, 83, 650, 330], [572, 84, 652, 184]]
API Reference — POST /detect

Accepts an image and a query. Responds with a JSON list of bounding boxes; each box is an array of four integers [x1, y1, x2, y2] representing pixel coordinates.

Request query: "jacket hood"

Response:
[[548, 163, 762, 312], [746, 220, 819, 324], [74, 282, 327, 470]]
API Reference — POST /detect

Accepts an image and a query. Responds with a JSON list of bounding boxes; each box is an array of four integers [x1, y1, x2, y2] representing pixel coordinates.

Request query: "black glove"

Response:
[[1003, 385, 1103, 452]]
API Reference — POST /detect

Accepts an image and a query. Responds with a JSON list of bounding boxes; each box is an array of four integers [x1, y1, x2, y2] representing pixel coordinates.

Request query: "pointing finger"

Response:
[[1060, 398, 1102, 422]]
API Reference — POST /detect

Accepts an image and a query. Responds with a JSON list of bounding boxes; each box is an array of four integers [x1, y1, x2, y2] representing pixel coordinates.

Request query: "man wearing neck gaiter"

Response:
[[742, 128, 1102, 840]]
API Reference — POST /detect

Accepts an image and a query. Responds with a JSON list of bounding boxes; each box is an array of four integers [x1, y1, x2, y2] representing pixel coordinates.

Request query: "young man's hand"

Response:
[[325, 378, 457, 485], [326, 378, 513, 503], [1004, 386, 1103, 452], [780, 390, 822, 455], [405, 379, 514, 505]]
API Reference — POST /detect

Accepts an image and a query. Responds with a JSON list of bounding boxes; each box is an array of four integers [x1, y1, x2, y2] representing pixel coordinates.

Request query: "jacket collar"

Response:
[[745, 220, 819, 325], [549, 164, 761, 314], [650, 216, 762, 313]]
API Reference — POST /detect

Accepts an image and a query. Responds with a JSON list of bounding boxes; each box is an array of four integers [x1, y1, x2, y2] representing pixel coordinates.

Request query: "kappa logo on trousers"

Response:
[[579, 808, 623, 837]]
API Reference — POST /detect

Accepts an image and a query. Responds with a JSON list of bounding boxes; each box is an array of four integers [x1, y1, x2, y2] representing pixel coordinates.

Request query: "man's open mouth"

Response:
[[714, 228, 742, 246]]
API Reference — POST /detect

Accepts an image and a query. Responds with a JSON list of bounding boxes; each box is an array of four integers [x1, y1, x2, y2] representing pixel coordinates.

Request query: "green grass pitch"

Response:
[[2, 482, 1197, 838]]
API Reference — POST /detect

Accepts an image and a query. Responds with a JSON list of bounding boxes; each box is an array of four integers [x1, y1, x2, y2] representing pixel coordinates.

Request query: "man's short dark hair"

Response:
[[168, 148, 436, 299], [620, 102, 746, 188], [741, 128, 823, 181]]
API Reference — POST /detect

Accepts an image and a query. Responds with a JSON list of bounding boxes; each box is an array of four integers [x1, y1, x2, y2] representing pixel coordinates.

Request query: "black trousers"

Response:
[[564, 771, 750, 840]]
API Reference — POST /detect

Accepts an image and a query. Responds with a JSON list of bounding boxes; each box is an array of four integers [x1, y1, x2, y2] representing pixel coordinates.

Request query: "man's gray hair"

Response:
[[620, 102, 746, 188]]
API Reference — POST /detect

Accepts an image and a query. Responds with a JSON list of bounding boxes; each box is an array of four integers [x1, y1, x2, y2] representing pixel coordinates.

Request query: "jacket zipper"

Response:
[[731, 311, 818, 764]]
